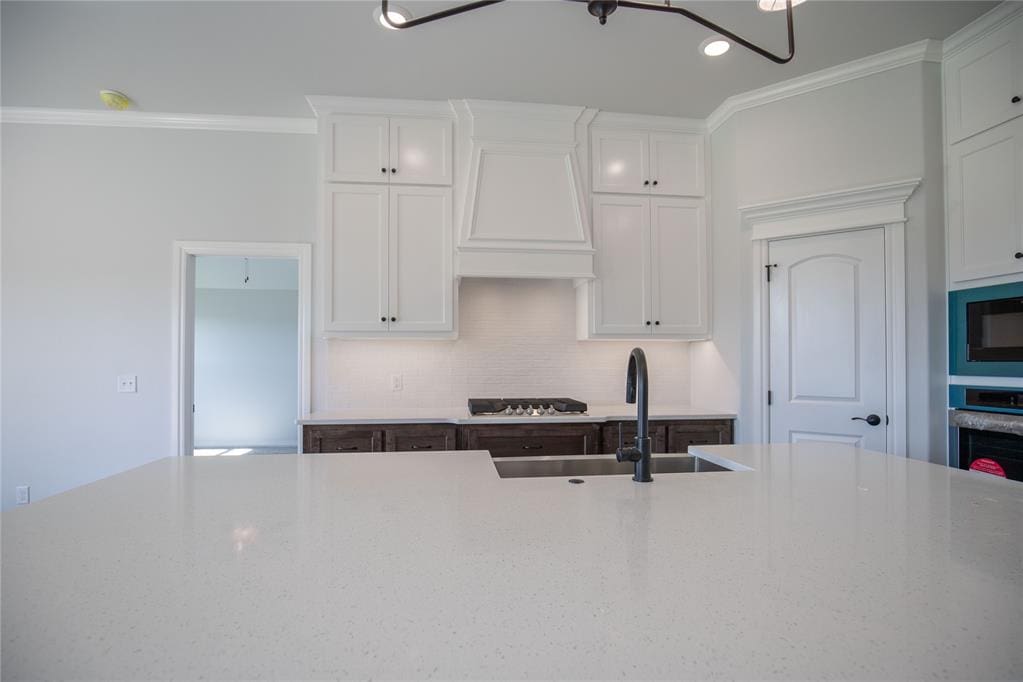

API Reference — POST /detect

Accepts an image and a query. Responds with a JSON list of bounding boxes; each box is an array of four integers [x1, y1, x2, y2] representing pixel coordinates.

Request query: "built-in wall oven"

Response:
[[949, 386, 1023, 482], [949, 282, 1023, 376]]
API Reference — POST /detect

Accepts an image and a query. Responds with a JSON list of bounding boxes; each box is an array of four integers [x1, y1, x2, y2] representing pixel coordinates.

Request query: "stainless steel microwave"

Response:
[[950, 282, 1023, 376]]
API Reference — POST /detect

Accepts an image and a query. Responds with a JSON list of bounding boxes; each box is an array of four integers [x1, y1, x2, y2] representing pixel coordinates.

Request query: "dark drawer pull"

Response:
[[521, 444, 544, 450], [409, 444, 434, 450], [335, 446, 359, 452]]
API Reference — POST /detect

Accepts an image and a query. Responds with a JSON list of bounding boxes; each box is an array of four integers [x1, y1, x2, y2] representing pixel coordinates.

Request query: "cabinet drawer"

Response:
[[303, 426, 384, 453], [665, 420, 733, 453], [462, 424, 600, 458], [384, 424, 457, 452], [601, 422, 667, 453]]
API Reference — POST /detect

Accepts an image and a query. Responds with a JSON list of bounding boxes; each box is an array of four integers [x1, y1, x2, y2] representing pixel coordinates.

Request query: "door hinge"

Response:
[[765, 263, 778, 282], [767, 390, 772, 406]]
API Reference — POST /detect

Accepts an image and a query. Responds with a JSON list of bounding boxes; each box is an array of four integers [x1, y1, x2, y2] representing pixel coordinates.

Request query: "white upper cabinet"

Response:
[[650, 198, 708, 335], [324, 184, 389, 331], [591, 195, 652, 336], [583, 195, 708, 340], [388, 186, 453, 332], [324, 184, 453, 336], [649, 134, 705, 197], [325, 115, 390, 184], [945, 12, 1023, 144], [591, 128, 704, 196], [389, 117, 453, 186], [947, 116, 1023, 284], [323, 113, 452, 186]]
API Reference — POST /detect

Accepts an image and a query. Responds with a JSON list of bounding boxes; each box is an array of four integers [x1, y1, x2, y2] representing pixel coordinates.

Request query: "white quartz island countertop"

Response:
[[298, 403, 736, 424], [3, 443, 1021, 680]]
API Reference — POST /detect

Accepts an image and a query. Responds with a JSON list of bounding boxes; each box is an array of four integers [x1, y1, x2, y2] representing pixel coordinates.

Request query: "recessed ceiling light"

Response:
[[372, 4, 411, 29], [701, 38, 731, 57], [757, 0, 806, 12]]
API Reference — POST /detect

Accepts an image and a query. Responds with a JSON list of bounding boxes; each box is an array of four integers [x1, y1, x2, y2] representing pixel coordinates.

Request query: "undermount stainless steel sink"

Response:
[[493, 454, 732, 478]]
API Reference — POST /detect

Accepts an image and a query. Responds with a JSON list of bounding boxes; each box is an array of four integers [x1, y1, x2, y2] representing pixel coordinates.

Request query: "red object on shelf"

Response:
[[969, 458, 1007, 478]]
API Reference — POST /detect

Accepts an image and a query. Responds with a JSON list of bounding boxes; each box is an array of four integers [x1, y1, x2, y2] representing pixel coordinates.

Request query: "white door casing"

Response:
[[768, 228, 888, 451]]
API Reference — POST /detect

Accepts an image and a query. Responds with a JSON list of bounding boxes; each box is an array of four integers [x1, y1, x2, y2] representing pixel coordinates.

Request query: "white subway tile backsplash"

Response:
[[326, 279, 690, 409]]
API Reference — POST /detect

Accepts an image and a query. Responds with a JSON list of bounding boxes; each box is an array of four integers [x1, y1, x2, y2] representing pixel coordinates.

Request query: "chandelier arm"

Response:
[[615, 0, 795, 64], [380, 0, 508, 29]]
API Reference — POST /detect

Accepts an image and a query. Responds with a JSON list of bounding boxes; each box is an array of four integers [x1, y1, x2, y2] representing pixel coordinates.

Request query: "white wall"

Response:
[[1, 123, 317, 508], [326, 278, 691, 409], [692, 62, 948, 463], [194, 256, 299, 449]]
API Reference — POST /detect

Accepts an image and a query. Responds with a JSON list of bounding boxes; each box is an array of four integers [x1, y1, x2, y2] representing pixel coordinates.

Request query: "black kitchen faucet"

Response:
[[616, 347, 652, 482]]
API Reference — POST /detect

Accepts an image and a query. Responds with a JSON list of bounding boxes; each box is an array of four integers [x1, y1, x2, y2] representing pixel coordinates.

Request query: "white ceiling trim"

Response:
[[0, 107, 316, 134], [943, 1, 1021, 57], [305, 95, 454, 118], [705, 38, 943, 133]]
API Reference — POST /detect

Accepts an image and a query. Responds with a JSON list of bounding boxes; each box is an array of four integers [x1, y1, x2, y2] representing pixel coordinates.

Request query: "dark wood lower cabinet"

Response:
[[459, 423, 601, 458], [303, 419, 733, 455]]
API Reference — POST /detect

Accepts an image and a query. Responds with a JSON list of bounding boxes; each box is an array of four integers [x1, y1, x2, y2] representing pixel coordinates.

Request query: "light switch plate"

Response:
[[15, 485, 29, 505], [117, 375, 137, 393], [391, 374, 403, 392]]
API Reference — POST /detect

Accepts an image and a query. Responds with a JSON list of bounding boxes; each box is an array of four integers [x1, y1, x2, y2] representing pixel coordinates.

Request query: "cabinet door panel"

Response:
[[389, 117, 453, 186], [304, 426, 384, 453], [665, 421, 733, 453], [325, 185, 389, 332], [945, 15, 1023, 143], [592, 195, 652, 335], [325, 114, 389, 183], [462, 424, 600, 458], [388, 186, 453, 332], [651, 198, 708, 337], [649, 133, 704, 196], [948, 118, 1023, 283], [601, 422, 667, 454], [384, 425, 458, 452], [591, 129, 649, 194]]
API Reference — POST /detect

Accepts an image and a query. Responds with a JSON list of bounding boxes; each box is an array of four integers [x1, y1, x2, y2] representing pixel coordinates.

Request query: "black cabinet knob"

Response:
[[381, 167, 387, 173], [655, 320, 660, 325], [390, 316, 397, 322], [645, 321, 651, 326], [390, 168, 397, 174], [1013, 96, 1021, 104], [643, 180, 650, 186], [380, 316, 387, 322], [652, 180, 659, 186], [1015, 252, 1023, 259]]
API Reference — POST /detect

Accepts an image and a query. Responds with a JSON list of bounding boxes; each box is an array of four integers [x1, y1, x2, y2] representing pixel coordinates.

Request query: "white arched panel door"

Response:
[[768, 228, 888, 452]]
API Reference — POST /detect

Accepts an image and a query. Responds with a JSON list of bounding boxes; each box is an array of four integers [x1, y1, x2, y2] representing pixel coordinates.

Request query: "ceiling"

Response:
[[0, 1, 998, 119]]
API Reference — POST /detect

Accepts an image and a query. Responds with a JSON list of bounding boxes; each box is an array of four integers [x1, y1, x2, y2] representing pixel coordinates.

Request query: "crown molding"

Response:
[[1, 107, 315, 134], [740, 177, 921, 241], [305, 95, 454, 118], [706, 39, 942, 133], [943, 1, 1023, 58], [591, 110, 706, 134]]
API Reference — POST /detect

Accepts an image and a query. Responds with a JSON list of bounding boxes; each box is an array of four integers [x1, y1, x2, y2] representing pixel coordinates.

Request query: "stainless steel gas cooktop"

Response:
[[467, 398, 588, 417]]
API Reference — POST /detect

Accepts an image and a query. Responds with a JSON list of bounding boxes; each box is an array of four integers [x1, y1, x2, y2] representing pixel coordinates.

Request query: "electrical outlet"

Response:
[[15, 485, 30, 505], [391, 374, 403, 392], [117, 375, 137, 393]]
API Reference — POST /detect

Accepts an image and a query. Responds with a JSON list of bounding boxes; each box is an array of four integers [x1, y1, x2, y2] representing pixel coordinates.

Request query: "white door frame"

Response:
[[740, 179, 920, 456], [171, 241, 312, 457]]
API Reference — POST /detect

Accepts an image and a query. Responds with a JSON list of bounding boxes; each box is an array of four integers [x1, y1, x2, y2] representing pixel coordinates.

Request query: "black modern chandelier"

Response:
[[379, 0, 795, 64]]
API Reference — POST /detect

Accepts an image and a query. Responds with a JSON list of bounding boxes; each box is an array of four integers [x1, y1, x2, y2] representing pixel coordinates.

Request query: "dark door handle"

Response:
[[851, 414, 882, 426], [1013, 96, 1021, 104], [1015, 252, 1022, 259], [521, 444, 544, 450]]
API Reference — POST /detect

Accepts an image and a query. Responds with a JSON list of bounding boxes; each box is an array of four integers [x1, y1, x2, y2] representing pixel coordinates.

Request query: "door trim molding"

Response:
[[171, 241, 312, 457], [744, 179, 919, 456]]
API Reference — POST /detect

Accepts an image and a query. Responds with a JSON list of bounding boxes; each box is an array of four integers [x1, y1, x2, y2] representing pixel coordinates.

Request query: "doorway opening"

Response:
[[172, 242, 311, 457]]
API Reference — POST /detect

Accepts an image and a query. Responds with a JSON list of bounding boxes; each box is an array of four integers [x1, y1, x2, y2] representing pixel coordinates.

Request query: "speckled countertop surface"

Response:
[[298, 403, 736, 425], [3, 443, 1021, 680]]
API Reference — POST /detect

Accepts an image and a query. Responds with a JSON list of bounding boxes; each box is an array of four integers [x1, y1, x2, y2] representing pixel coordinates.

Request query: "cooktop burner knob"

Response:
[[514, 405, 525, 415], [547, 405, 556, 415], [504, 406, 514, 415]]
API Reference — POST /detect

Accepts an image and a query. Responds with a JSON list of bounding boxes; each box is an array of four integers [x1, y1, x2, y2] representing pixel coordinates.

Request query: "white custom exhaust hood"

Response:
[[452, 100, 596, 280]]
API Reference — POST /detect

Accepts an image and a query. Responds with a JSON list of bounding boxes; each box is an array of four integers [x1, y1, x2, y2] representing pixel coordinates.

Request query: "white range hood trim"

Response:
[[454, 99, 597, 280]]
